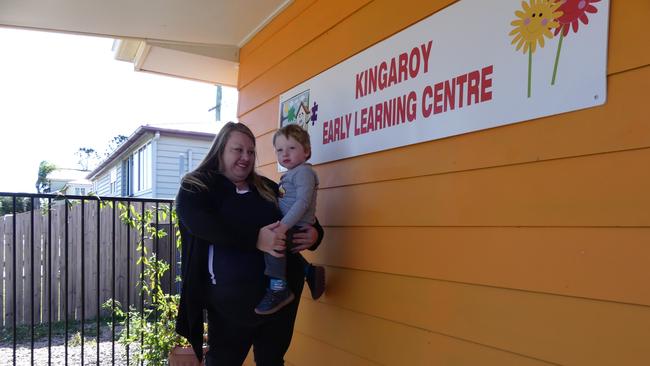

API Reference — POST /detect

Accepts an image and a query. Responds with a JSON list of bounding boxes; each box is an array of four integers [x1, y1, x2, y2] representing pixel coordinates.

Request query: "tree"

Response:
[[75, 135, 128, 170], [106, 134, 128, 157], [35, 160, 57, 193], [0, 197, 12, 215], [75, 147, 100, 170], [287, 106, 297, 122], [0, 196, 32, 216]]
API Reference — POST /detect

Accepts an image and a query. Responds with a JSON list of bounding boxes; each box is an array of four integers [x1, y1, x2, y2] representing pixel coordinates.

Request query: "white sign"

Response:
[[278, 0, 609, 165]]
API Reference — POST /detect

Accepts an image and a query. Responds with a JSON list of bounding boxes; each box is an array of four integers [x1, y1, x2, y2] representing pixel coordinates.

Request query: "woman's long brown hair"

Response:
[[181, 121, 277, 204]]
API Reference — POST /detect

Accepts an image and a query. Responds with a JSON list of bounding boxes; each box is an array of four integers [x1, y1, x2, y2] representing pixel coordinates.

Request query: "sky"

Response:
[[0, 27, 238, 193]]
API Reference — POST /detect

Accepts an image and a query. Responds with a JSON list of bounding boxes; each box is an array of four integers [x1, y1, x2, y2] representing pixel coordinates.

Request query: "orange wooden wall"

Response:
[[237, 1, 650, 365]]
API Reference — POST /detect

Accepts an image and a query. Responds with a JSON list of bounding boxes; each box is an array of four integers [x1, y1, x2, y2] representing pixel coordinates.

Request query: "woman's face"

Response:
[[220, 131, 255, 185]]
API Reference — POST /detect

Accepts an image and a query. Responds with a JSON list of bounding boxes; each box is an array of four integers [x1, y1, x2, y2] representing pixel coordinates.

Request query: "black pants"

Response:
[[264, 227, 308, 280], [205, 272, 305, 366]]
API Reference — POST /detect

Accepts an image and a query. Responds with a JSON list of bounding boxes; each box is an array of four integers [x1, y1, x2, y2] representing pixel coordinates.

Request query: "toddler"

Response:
[[255, 124, 326, 315]]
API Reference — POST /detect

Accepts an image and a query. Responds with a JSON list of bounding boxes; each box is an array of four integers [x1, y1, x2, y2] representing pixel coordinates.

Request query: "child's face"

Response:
[[274, 134, 309, 170]]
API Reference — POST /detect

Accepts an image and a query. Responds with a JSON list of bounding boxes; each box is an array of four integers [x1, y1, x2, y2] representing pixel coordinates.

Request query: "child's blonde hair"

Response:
[[273, 124, 312, 160]]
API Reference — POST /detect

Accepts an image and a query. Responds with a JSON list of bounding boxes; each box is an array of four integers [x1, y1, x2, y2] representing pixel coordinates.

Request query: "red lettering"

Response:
[[398, 52, 409, 83], [354, 111, 360, 136], [378, 61, 388, 90], [322, 120, 330, 144], [382, 99, 393, 127], [444, 79, 455, 112], [368, 66, 378, 96], [433, 82, 443, 114], [409, 47, 420, 79], [344, 114, 351, 139], [422, 85, 433, 118], [481, 65, 493, 102], [355, 72, 364, 99], [420, 41, 433, 74], [407, 91, 417, 122], [356, 40, 433, 99], [421, 65, 494, 117], [467, 71, 480, 106], [397, 94, 407, 124], [456, 74, 467, 108], [375, 103, 383, 130], [388, 59, 397, 87]]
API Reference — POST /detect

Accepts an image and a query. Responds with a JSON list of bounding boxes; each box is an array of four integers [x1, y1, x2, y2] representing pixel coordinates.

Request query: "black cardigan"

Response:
[[174, 172, 322, 360]]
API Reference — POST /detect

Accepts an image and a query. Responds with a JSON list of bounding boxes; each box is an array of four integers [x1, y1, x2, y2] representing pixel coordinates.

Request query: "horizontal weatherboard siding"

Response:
[[155, 135, 213, 198], [237, 1, 650, 365]]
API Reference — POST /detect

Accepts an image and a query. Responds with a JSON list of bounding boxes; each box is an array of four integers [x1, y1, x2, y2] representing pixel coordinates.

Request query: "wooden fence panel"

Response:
[[16, 211, 28, 325], [98, 202, 113, 318], [132, 201, 144, 312], [56, 202, 70, 322], [5, 214, 16, 327], [3, 215, 14, 328], [40, 211, 50, 325], [33, 210, 43, 325], [114, 201, 128, 313], [84, 200, 97, 320], [50, 206, 63, 321], [0, 200, 178, 328], [68, 202, 81, 321]]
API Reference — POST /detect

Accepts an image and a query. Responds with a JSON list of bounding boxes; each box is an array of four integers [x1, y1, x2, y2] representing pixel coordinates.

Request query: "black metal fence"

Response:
[[0, 192, 178, 365]]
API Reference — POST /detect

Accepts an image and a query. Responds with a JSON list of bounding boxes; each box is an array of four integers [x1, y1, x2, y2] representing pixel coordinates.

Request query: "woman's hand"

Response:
[[290, 225, 318, 253], [257, 221, 287, 258]]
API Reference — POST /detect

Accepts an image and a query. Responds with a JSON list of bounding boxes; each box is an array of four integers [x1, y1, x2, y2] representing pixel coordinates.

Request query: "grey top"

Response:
[[279, 163, 318, 228]]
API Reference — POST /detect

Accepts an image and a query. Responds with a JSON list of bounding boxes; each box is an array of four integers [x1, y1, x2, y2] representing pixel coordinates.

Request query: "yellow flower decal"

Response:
[[509, 0, 562, 54]]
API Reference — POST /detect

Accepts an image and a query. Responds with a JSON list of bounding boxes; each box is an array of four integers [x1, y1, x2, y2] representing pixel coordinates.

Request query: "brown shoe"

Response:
[[306, 265, 325, 300]]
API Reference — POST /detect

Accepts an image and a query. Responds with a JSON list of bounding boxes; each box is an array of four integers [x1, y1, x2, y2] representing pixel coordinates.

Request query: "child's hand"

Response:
[[257, 221, 286, 257]]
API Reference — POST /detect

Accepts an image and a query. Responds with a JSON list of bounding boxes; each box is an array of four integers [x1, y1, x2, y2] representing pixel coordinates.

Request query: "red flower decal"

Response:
[[554, 0, 600, 37]]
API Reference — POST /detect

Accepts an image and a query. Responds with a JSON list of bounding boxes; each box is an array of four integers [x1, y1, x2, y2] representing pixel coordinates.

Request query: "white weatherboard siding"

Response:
[[155, 135, 213, 199], [152, 135, 158, 198], [88, 131, 214, 199], [115, 166, 123, 197], [94, 171, 112, 196]]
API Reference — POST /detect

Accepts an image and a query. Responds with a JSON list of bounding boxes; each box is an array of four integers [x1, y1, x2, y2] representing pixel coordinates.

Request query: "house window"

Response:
[[121, 159, 130, 196], [131, 143, 152, 194], [75, 187, 86, 195], [110, 167, 118, 194]]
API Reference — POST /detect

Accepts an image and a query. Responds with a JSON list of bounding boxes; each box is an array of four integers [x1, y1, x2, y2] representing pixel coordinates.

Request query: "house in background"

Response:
[[46, 168, 92, 195], [87, 125, 217, 199]]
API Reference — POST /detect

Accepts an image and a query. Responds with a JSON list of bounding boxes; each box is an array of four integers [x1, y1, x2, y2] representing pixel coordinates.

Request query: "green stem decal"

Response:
[[527, 45, 532, 98], [551, 31, 564, 85]]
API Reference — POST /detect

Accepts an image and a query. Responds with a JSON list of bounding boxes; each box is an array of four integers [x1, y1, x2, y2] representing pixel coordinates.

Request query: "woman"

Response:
[[175, 122, 323, 365]]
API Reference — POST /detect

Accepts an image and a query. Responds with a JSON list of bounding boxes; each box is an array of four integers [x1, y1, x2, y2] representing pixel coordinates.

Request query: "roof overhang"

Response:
[[112, 39, 240, 86], [0, 0, 293, 85], [87, 125, 216, 180]]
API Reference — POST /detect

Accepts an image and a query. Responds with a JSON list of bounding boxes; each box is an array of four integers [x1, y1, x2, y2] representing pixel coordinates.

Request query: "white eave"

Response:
[[112, 39, 240, 86], [0, 0, 293, 86]]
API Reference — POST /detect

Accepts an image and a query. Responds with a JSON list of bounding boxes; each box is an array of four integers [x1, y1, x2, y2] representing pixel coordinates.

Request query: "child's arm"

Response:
[[280, 166, 317, 229], [274, 222, 290, 235]]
